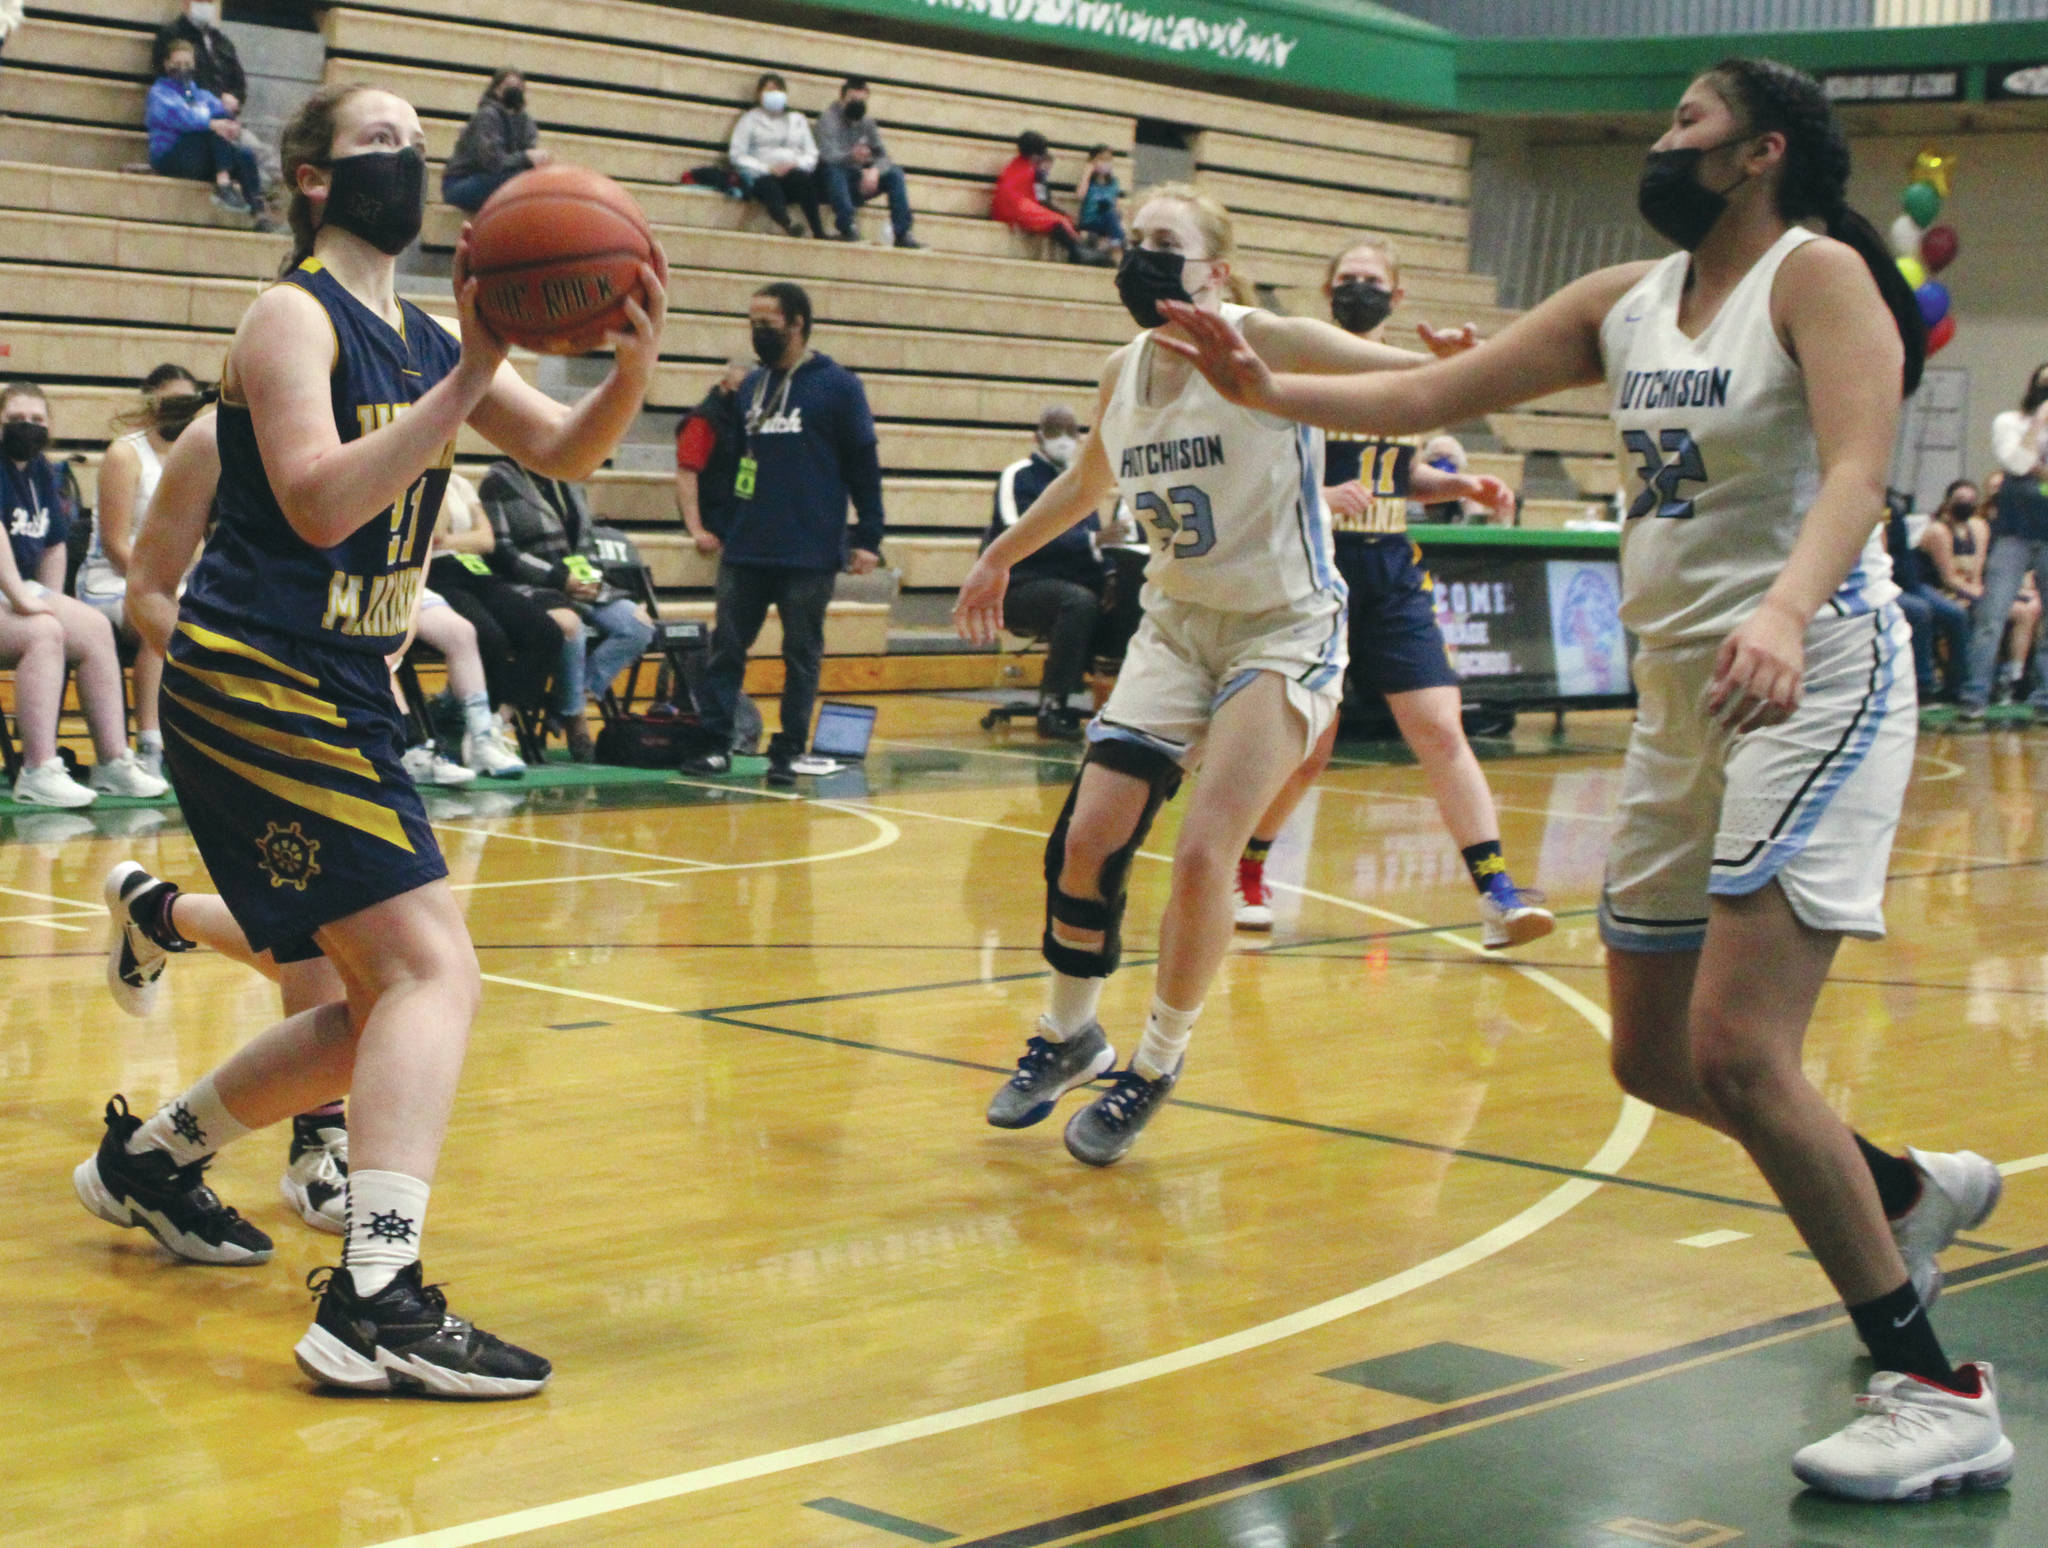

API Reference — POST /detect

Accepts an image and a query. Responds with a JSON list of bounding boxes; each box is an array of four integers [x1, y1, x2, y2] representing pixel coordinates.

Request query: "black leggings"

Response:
[[746, 168, 826, 236], [427, 559, 565, 711]]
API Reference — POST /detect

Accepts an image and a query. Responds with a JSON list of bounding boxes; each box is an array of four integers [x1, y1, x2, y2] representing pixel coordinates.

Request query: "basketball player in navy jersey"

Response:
[[1232, 237, 1552, 951], [73, 81, 665, 1396], [1166, 57, 2009, 1501]]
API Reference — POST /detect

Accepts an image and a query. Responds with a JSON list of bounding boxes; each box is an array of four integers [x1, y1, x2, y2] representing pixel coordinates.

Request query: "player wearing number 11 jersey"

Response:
[[1159, 58, 2009, 1503], [954, 184, 1444, 1165]]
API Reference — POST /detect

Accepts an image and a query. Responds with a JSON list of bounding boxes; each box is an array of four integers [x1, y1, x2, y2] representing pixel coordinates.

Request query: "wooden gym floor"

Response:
[[5, 694, 2047, 1547]]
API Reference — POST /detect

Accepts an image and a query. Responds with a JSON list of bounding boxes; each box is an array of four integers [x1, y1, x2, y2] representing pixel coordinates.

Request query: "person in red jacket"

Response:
[[993, 131, 1101, 264]]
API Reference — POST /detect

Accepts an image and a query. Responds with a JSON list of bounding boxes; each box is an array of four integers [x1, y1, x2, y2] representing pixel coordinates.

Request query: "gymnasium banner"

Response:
[[804, 0, 1459, 104]]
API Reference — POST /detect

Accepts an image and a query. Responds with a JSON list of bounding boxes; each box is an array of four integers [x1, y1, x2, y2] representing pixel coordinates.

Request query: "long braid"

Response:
[[1706, 57, 1926, 397]]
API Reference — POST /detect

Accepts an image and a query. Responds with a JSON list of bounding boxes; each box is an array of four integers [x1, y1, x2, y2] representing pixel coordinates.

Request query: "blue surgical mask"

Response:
[[1427, 456, 1459, 474]]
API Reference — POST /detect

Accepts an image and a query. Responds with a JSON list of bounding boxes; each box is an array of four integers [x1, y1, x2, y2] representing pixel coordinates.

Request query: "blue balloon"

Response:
[[1917, 279, 1951, 328]]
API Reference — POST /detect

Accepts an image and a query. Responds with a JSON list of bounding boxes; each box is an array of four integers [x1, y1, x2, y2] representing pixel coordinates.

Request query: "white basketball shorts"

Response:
[[1087, 587, 1347, 769], [1598, 604, 1915, 951]]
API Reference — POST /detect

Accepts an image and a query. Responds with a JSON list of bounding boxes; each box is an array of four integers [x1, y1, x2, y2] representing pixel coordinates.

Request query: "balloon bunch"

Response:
[[1889, 146, 1959, 358]]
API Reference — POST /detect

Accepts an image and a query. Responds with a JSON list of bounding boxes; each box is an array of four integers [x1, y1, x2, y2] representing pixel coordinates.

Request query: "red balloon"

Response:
[[1920, 224, 1960, 273], [1928, 314, 1957, 355]]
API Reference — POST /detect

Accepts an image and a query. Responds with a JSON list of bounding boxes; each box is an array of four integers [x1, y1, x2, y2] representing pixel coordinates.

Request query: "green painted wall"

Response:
[[769, 0, 1458, 106], [1457, 21, 2048, 115]]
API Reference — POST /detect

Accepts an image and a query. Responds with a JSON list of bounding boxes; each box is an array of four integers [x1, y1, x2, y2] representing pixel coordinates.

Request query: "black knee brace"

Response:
[[1042, 736, 1184, 978]]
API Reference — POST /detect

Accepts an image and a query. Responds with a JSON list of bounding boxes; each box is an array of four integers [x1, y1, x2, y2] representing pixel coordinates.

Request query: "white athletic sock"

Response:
[[461, 691, 495, 737], [128, 1073, 250, 1167], [1133, 996, 1199, 1081], [137, 729, 163, 754], [1044, 971, 1104, 1041], [345, 1169, 430, 1297]]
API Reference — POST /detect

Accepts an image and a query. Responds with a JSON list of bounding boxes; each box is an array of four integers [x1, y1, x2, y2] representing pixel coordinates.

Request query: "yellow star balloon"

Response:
[[1913, 146, 1955, 198]]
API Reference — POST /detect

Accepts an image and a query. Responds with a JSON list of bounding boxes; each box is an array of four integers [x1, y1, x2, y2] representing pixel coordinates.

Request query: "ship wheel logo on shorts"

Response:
[[255, 821, 322, 891]]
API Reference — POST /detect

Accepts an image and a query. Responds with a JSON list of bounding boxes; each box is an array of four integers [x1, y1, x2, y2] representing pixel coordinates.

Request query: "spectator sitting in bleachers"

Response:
[[0, 381, 169, 807], [1413, 434, 1504, 524], [987, 405, 1104, 741], [674, 357, 750, 557], [730, 73, 825, 239], [480, 458, 654, 761], [443, 68, 548, 214], [426, 471, 575, 763], [151, 1, 279, 190], [816, 76, 919, 250], [146, 37, 271, 228], [407, 585, 526, 780], [992, 131, 1102, 264], [1076, 144, 1125, 259], [77, 363, 207, 780]]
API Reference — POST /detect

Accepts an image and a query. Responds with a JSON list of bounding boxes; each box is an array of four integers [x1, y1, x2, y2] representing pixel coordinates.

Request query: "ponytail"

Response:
[[1705, 57, 1926, 398], [277, 83, 372, 278]]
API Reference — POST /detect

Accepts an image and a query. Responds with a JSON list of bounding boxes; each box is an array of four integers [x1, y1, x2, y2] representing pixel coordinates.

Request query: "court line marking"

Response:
[[478, 974, 682, 1017], [366, 800, 1652, 1548], [1998, 1151, 2048, 1177]]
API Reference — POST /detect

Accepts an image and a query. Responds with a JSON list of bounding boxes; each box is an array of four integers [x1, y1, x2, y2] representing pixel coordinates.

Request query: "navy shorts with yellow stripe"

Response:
[[158, 616, 447, 963], [1336, 533, 1461, 698]]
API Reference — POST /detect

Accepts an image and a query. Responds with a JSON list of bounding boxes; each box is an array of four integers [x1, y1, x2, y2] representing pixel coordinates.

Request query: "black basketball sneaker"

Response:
[[294, 1263, 552, 1399], [73, 1095, 273, 1264]]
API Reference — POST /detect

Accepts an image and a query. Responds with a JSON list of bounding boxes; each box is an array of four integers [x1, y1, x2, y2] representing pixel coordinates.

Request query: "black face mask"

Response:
[[1951, 500, 1978, 519], [1637, 141, 1747, 251], [1116, 247, 1194, 329], [320, 147, 426, 256], [2, 420, 49, 461], [500, 87, 526, 113], [843, 99, 867, 122], [1330, 279, 1394, 335], [2025, 381, 2048, 413], [751, 323, 790, 367]]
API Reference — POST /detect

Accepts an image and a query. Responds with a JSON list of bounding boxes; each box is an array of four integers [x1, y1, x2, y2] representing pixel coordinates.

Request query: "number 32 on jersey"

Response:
[[1624, 428, 1708, 521]]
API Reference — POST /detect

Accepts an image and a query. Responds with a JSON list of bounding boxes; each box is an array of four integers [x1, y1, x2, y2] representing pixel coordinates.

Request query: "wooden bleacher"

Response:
[[0, 0, 1619, 681]]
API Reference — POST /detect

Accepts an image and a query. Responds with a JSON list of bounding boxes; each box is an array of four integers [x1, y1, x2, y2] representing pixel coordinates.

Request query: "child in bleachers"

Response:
[[993, 131, 1106, 264], [1077, 144, 1125, 260]]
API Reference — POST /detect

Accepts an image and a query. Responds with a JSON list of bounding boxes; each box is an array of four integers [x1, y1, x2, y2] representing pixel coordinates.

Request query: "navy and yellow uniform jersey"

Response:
[[182, 257, 462, 656], [1324, 429, 1419, 540], [158, 258, 461, 959]]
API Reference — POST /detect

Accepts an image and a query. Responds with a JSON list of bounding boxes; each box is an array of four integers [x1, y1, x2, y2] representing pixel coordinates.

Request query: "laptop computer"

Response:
[[789, 701, 876, 776]]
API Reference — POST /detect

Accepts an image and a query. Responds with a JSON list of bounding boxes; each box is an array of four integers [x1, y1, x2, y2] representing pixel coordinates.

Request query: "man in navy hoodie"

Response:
[[686, 283, 884, 786]]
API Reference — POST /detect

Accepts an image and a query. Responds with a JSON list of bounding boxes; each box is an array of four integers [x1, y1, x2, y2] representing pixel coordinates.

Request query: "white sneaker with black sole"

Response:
[[103, 861, 183, 1018], [280, 1112, 348, 1235], [294, 1262, 551, 1399], [1792, 1363, 2013, 1502]]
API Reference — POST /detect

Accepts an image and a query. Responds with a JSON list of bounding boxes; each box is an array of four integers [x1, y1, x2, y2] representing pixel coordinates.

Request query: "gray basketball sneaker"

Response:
[[987, 1018, 1116, 1129], [1063, 1062, 1180, 1167]]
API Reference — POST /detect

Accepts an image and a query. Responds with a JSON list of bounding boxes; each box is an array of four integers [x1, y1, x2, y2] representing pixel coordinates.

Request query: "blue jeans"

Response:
[[1897, 587, 1968, 700], [1960, 533, 2048, 709], [443, 166, 522, 213], [819, 160, 912, 240], [1079, 203, 1125, 247], [579, 595, 654, 703], [151, 128, 262, 210]]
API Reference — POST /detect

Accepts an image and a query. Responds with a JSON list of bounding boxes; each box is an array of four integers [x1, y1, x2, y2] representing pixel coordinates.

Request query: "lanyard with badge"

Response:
[[736, 358, 805, 501]]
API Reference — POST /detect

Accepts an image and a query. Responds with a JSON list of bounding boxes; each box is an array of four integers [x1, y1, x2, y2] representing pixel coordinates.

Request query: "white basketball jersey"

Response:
[[88, 430, 163, 569], [1098, 303, 1337, 614], [1600, 226, 1895, 648]]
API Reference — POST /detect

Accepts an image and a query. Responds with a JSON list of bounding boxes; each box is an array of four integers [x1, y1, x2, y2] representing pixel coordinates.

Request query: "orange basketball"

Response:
[[465, 165, 663, 355]]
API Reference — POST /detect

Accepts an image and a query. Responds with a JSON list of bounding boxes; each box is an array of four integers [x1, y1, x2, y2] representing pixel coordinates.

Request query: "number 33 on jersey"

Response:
[[1097, 302, 1340, 615]]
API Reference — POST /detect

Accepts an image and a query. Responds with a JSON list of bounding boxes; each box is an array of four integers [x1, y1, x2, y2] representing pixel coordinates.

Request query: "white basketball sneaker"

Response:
[[1792, 1363, 2013, 1502], [13, 755, 96, 808], [401, 745, 477, 787], [1892, 1147, 2003, 1310], [89, 750, 170, 799], [460, 725, 526, 779], [1478, 883, 1555, 950]]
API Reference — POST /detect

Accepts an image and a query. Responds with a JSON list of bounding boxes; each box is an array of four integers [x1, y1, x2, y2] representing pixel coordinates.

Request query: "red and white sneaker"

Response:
[[1792, 1363, 2013, 1502], [1233, 857, 1273, 931]]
